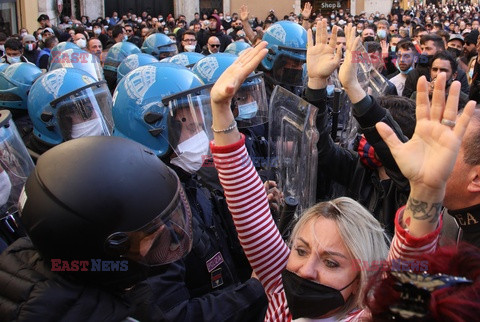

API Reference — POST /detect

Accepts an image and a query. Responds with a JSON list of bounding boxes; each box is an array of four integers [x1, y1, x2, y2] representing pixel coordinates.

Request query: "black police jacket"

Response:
[[305, 88, 409, 237], [0, 238, 140, 322], [139, 165, 268, 321]]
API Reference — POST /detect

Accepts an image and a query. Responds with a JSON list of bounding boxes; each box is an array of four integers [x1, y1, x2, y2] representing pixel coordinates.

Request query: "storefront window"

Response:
[[0, 0, 17, 36]]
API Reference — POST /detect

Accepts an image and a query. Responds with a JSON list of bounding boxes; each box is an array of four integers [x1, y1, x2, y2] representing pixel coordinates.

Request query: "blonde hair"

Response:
[[289, 197, 390, 319]]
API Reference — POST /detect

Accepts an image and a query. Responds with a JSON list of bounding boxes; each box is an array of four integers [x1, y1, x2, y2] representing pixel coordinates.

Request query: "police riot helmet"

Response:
[[193, 53, 269, 128], [0, 63, 42, 110], [48, 41, 81, 69], [104, 41, 142, 73], [141, 33, 178, 60], [261, 20, 307, 87], [112, 63, 213, 173], [168, 52, 204, 68], [49, 48, 104, 81], [19, 136, 192, 286], [116, 53, 159, 83], [224, 41, 252, 56], [27, 68, 113, 146]]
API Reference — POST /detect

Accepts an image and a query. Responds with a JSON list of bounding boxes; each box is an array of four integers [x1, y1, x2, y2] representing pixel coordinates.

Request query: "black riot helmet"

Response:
[[18, 136, 193, 287]]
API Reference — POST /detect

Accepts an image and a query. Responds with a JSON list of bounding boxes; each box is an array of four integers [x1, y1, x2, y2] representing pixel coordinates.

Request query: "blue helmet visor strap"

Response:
[[109, 174, 193, 266]]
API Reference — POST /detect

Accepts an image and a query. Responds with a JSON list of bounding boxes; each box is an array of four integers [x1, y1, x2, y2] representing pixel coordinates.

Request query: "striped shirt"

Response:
[[211, 135, 441, 322]]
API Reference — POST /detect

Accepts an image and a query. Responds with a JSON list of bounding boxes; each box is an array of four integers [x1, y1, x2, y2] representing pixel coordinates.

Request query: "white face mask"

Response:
[[20, 32, 27, 38], [123, 35, 128, 41], [184, 44, 196, 52], [171, 130, 209, 173], [236, 101, 258, 120], [37, 34, 43, 41], [75, 39, 87, 48], [0, 45, 5, 52], [6, 55, 21, 64], [94, 28, 101, 35], [0, 170, 12, 206], [70, 117, 105, 139]]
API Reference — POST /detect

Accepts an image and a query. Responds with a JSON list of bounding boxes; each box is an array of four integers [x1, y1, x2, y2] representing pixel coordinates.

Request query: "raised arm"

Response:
[[301, 2, 313, 31], [377, 73, 476, 238], [239, 5, 256, 44], [209, 43, 290, 293]]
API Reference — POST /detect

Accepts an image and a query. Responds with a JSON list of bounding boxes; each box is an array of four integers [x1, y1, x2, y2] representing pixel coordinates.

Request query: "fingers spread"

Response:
[[430, 72, 447, 121], [454, 100, 476, 139], [443, 80, 461, 123], [415, 76, 431, 120], [376, 122, 403, 152]]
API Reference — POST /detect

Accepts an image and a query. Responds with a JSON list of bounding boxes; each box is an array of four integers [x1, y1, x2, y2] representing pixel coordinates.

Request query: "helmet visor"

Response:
[[50, 52, 105, 81], [157, 43, 178, 60], [120, 177, 193, 266], [272, 51, 306, 86], [0, 110, 35, 212], [162, 86, 213, 171], [233, 73, 269, 128], [51, 81, 114, 140]]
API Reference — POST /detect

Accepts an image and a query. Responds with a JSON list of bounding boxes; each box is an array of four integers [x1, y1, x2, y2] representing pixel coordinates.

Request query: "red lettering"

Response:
[[79, 52, 89, 63], [70, 260, 79, 271], [59, 53, 70, 64], [79, 260, 89, 271], [51, 259, 62, 271], [71, 52, 79, 63], [61, 260, 71, 271]]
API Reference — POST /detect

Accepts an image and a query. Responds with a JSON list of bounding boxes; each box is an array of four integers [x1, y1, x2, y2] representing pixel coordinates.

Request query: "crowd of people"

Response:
[[0, 0, 480, 321]]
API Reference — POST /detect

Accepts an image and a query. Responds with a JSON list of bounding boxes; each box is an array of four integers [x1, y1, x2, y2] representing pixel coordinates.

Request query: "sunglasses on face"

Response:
[[125, 29, 133, 32], [209, 44, 220, 47]]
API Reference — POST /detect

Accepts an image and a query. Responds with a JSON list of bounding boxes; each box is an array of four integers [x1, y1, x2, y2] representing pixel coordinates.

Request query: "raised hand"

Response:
[[302, 2, 313, 20], [338, 23, 366, 103], [306, 19, 341, 88], [376, 73, 476, 236], [240, 4, 249, 22]]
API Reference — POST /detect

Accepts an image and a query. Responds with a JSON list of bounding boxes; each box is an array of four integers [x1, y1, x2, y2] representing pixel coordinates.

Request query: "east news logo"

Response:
[[51, 259, 128, 271]]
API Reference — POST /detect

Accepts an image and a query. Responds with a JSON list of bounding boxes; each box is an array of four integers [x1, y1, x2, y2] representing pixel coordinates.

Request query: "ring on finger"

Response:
[[441, 118, 456, 127]]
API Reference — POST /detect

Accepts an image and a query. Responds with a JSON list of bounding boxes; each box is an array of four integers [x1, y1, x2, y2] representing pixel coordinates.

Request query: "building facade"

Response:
[[15, 0, 396, 37]]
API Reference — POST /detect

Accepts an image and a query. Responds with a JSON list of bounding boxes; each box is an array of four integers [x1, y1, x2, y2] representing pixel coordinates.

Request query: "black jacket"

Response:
[[305, 88, 409, 236], [0, 238, 141, 321], [142, 166, 267, 321]]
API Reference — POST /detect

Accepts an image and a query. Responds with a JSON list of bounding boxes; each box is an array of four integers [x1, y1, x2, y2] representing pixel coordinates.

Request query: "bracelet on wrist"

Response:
[[212, 120, 237, 133]]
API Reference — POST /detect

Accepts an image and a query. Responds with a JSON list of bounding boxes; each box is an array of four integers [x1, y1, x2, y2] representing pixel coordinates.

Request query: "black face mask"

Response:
[[282, 269, 357, 319], [447, 47, 462, 58], [418, 54, 433, 66], [234, 25, 243, 31], [363, 36, 375, 42]]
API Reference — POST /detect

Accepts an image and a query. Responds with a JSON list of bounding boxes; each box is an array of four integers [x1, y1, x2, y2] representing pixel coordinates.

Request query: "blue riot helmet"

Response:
[[141, 33, 178, 60], [0, 63, 42, 110], [112, 63, 213, 173], [104, 42, 141, 92], [193, 54, 269, 128], [117, 53, 159, 83], [47, 41, 81, 69], [0, 63, 8, 73], [168, 52, 204, 68], [104, 41, 142, 74], [261, 21, 307, 87], [224, 41, 252, 55], [49, 48, 104, 81], [27, 68, 113, 146]]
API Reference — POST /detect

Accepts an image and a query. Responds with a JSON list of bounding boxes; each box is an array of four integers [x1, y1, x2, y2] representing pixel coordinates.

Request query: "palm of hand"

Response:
[[308, 44, 338, 78], [392, 119, 462, 190]]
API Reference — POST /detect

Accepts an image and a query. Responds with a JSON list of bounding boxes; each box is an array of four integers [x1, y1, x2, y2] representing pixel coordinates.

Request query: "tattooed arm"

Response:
[[377, 73, 476, 238]]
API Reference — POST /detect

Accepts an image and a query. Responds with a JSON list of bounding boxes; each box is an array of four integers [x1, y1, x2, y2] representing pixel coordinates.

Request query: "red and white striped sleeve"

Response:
[[210, 135, 290, 295], [387, 206, 442, 261]]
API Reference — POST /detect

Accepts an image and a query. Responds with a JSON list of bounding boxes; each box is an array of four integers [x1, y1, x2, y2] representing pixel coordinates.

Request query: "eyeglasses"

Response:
[[209, 44, 220, 48]]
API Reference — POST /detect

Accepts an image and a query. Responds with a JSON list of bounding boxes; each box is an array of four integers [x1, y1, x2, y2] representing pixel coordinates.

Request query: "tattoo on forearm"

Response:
[[406, 198, 442, 224]]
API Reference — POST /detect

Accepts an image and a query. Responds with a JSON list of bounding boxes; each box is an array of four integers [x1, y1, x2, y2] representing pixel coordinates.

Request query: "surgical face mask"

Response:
[[282, 269, 357, 319], [170, 130, 209, 174], [331, 15, 335, 19], [469, 69, 474, 79], [0, 170, 12, 206], [6, 55, 21, 64], [0, 45, 4, 52], [447, 46, 461, 58], [94, 28, 101, 35], [377, 29, 387, 39], [37, 34, 43, 41], [70, 117, 105, 139], [418, 54, 433, 66], [236, 101, 258, 120], [75, 39, 87, 48], [184, 44, 196, 52], [20, 32, 27, 38], [390, 46, 396, 53], [396, 60, 414, 75], [363, 36, 375, 42], [123, 35, 128, 41]]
